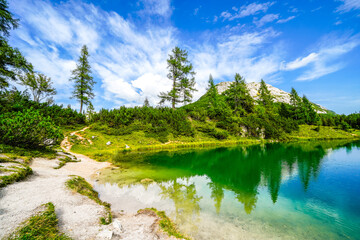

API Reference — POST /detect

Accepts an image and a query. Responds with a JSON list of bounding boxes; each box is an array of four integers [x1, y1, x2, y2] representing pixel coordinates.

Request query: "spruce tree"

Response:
[[258, 79, 273, 108], [224, 73, 254, 115], [302, 95, 318, 124], [207, 74, 218, 108], [289, 88, 302, 121], [159, 46, 196, 108], [0, 0, 32, 89], [70, 45, 95, 113], [143, 97, 150, 107]]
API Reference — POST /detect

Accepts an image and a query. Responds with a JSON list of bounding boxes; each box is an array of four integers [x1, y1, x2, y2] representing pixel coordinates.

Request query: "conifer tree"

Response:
[[159, 46, 196, 108], [70, 45, 95, 113], [143, 97, 150, 107], [258, 79, 273, 108], [225, 73, 254, 115], [289, 88, 302, 120], [207, 74, 218, 108], [302, 95, 318, 124], [0, 0, 32, 89]]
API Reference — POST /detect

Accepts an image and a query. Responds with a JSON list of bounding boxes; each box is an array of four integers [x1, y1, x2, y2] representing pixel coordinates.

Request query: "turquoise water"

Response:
[[94, 140, 360, 239]]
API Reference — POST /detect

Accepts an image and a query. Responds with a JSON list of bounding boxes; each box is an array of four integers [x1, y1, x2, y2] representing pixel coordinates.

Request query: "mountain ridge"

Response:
[[215, 81, 328, 114]]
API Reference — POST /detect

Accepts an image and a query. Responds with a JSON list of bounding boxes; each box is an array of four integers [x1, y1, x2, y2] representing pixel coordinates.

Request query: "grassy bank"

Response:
[[0, 157, 33, 188], [7, 202, 71, 240], [67, 124, 359, 162], [289, 125, 359, 140], [65, 176, 112, 225], [138, 208, 191, 240]]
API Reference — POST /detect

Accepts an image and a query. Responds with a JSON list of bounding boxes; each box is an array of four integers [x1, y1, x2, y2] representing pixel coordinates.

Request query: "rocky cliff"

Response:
[[216, 81, 328, 114]]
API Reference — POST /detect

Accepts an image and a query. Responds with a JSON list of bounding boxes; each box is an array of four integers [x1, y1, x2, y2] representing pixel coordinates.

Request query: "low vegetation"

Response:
[[0, 157, 32, 188], [65, 176, 112, 225], [6, 202, 71, 240], [54, 156, 79, 169], [138, 208, 191, 240]]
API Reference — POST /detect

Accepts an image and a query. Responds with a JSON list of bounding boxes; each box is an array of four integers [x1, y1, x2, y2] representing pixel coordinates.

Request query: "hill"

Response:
[[216, 81, 329, 114]]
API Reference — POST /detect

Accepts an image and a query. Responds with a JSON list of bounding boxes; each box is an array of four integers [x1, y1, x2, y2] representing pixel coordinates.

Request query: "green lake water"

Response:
[[94, 140, 360, 239]]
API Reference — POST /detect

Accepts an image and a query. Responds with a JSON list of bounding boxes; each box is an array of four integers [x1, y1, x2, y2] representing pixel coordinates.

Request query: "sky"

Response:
[[8, 0, 360, 114]]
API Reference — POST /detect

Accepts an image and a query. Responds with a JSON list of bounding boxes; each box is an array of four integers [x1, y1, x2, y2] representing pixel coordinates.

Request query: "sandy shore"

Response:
[[0, 128, 177, 240]]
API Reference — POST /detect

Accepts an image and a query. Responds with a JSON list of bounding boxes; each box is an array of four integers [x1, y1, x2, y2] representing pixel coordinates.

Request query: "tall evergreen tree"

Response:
[[207, 74, 218, 108], [159, 46, 196, 108], [143, 97, 150, 107], [19, 72, 56, 103], [302, 95, 318, 124], [289, 87, 303, 121], [224, 73, 254, 115], [258, 79, 273, 108], [70, 45, 95, 113], [0, 0, 32, 90]]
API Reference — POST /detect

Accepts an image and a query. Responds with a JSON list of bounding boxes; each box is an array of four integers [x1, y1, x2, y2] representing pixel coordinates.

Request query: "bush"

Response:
[[0, 108, 63, 148]]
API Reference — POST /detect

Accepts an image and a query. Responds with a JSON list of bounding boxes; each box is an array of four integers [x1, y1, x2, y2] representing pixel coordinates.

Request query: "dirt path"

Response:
[[0, 127, 177, 240]]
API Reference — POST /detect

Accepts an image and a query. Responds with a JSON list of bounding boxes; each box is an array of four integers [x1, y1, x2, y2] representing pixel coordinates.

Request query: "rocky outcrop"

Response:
[[216, 81, 328, 114]]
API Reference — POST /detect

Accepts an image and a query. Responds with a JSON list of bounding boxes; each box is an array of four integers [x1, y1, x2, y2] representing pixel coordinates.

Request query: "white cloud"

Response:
[[277, 16, 295, 23], [336, 0, 360, 13], [220, 2, 275, 21], [254, 14, 279, 27], [281, 53, 319, 70], [282, 34, 360, 81], [138, 0, 172, 17], [192, 29, 282, 97]]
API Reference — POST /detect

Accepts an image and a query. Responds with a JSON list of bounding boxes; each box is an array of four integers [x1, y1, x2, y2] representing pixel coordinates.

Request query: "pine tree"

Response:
[[258, 79, 273, 108], [207, 74, 218, 108], [143, 97, 150, 107], [159, 46, 196, 108], [70, 45, 95, 113], [0, 0, 32, 89], [302, 95, 318, 124], [19, 72, 56, 103], [289, 88, 303, 121], [224, 73, 254, 115]]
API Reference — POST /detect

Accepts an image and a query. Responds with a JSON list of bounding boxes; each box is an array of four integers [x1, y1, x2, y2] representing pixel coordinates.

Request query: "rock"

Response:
[[97, 230, 113, 239], [216, 81, 328, 114], [125, 144, 130, 149], [106, 141, 112, 146], [140, 178, 154, 184], [43, 139, 55, 146], [92, 136, 95, 139], [112, 219, 124, 233]]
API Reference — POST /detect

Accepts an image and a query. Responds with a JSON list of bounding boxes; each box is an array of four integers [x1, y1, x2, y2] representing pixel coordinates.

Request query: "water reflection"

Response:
[[100, 140, 360, 215]]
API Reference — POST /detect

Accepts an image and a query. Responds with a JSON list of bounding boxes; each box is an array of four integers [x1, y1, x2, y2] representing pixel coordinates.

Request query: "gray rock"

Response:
[[43, 139, 55, 146], [106, 141, 112, 146], [112, 219, 124, 233], [216, 81, 328, 114], [92, 136, 96, 139], [125, 144, 130, 149], [97, 230, 113, 239]]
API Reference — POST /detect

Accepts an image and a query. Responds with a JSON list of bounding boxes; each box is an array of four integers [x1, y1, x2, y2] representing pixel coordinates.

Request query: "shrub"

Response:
[[0, 108, 63, 148]]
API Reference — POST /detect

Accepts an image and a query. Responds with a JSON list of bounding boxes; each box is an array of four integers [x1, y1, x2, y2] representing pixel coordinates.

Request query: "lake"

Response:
[[94, 140, 360, 239]]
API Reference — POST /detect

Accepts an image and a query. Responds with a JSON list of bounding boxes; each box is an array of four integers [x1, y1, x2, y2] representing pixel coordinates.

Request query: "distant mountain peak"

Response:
[[216, 81, 328, 114]]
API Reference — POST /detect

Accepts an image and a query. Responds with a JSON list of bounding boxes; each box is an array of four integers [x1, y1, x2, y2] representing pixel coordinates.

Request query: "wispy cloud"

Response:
[[281, 34, 360, 81], [254, 14, 279, 27], [220, 2, 275, 21], [277, 16, 295, 23], [138, 0, 172, 17], [336, 0, 360, 13]]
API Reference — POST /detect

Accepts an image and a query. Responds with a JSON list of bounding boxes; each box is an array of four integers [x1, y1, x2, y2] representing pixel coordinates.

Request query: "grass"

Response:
[[138, 208, 191, 240], [54, 156, 79, 169], [289, 125, 360, 140], [69, 125, 263, 162], [0, 157, 33, 188], [7, 202, 71, 240], [0, 144, 58, 164], [65, 176, 112, 225]]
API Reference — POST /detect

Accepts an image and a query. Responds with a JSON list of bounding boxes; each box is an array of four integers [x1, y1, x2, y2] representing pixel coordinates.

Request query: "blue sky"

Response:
[[8, 0, 360, 114]]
